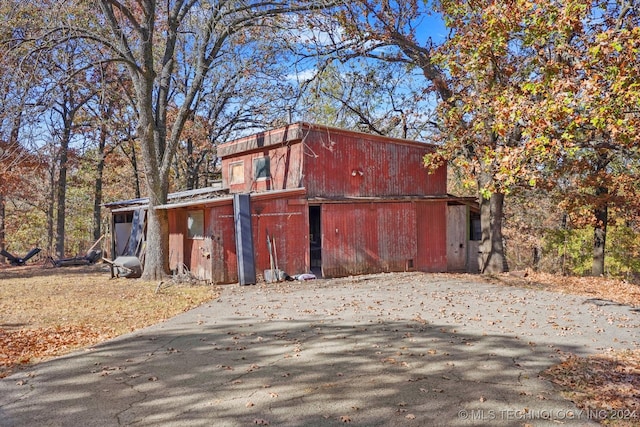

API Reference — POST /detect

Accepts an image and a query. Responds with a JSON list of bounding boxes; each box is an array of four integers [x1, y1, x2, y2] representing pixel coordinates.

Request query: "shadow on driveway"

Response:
[[3, 272, 637, 426], [1, 317, 593, 426]]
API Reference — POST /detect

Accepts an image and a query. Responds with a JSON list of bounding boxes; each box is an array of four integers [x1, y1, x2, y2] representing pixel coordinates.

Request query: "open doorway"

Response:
[[309, 206, 322, 277]]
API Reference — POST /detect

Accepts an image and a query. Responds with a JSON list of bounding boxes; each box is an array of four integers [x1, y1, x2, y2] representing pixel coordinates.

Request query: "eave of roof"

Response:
[[217, 122, 438, 158], [104, 184, 228, 211]]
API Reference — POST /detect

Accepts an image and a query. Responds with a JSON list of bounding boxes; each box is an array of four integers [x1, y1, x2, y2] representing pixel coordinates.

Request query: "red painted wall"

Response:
[[415, 201, 448, 272], [321, 202, 415, 277], [167, 192, 308, 284], [249, 197, 308, 279], [219, 124, 446, 200], [303, 129, 446, 198], [320, 201, 447, 277], [224, 143, 304, 194]]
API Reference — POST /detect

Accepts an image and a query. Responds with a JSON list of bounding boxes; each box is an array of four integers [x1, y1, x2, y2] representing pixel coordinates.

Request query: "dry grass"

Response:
[[0, 263, 217, 378]]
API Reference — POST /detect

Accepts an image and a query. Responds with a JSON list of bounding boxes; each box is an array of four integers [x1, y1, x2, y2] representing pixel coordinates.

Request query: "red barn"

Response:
[[106, 123, 478, 284]]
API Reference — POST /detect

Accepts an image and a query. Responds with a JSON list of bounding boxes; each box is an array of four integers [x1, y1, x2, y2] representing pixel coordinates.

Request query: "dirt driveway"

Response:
[[0, 272, 638, 426]]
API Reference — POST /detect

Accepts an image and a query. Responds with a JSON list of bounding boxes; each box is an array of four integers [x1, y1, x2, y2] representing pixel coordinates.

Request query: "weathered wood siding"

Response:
[[446, 205, 469, 272]]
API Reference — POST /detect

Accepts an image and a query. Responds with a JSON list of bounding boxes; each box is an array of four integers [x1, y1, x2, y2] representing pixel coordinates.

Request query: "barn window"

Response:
[[187, 210, 204, 239], [253, 156, 270, 180], [229, 161, 244, 185]]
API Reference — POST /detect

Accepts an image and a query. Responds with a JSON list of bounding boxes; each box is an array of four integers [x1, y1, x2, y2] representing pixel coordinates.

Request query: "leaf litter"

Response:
[[0, 264, 216, 378], [2, 265, 638, 424], [461, 270, 640, 425]]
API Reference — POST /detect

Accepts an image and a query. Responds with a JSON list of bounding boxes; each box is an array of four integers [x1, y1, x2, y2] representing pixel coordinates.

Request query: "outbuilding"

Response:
[[105, 123, 479, 284]]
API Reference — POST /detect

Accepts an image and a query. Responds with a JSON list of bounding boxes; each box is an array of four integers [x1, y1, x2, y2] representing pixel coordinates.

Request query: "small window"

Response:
[[187, 210, 204, 239], [253, 156, 270, 180], [229, 161, 244, 185]]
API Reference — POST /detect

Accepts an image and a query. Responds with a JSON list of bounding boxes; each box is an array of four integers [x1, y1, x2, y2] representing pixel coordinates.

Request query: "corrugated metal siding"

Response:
[[250, 197, 308, 279], [415, 202, 447, 272], [321, 203, 418, 278], [207, 203, 237, 284], [167, 194, 309, 284], [303, 130, 446, 198]]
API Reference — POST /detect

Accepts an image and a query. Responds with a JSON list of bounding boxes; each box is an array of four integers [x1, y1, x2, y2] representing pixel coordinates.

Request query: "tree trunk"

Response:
[[138, 115, 171, 280], [143, 202, 170, 280], [55, 127, 71, 258], [46, 165, 56, 254], [141, 162, 170, 280], [0, 192, 5, 265], [592, 202, 608, 276], [93, 122, 107, 242], [477, 172, 509, 274]]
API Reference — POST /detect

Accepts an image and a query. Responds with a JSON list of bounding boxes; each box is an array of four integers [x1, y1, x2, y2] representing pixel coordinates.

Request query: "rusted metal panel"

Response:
[[250, 196, 309, 279], [321, 202, 418, 278], [303, 129, 446, 198], [222, 143, 305, 194], [207, 203, 237, 284], [415, 201, 448, 272]]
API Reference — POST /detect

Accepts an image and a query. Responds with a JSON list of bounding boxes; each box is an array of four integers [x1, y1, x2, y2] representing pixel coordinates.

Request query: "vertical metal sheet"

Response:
[[415, 201, 448, 272], [250, 197, 308, 278], [321, 202, 418, 278], [234, 194, 256, 285]]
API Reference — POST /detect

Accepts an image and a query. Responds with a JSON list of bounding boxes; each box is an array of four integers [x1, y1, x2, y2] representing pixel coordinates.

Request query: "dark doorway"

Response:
[[309, 206, 322, 276]]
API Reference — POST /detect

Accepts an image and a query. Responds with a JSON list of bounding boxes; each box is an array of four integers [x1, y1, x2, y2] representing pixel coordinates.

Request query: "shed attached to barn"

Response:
[[105, 123, 478, 284]]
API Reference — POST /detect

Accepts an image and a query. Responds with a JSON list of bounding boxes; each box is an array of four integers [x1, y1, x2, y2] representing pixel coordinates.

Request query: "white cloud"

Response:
[[285, 68, 318, 83]]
